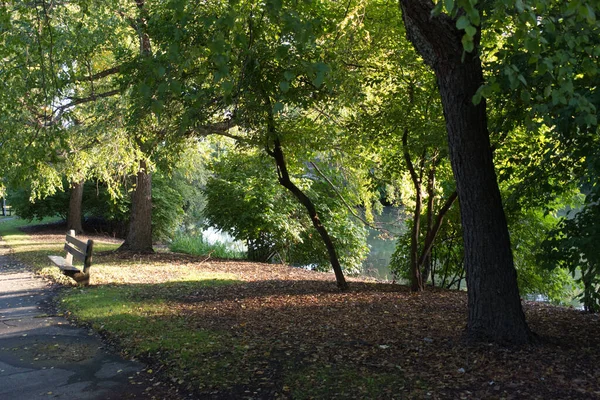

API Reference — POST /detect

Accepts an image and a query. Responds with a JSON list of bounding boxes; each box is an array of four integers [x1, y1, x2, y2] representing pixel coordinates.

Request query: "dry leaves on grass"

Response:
[[21, 226, 600, 399], [90, 253, 600, 399]]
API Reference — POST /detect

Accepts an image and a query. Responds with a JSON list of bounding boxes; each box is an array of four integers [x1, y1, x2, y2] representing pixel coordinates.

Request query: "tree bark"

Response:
[[399, 0, 532, 344], [117, 0, 154, 253], [119, 160, 154, 252], [421, 162, 436, 283], [417, 190, 457, 269], [402, 128, 424, 292], [268, 137, 348, 291], [67, 180, 84, 234]]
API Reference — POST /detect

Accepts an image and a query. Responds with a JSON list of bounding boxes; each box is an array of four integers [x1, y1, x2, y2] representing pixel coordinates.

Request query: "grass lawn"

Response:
[[1, 218, 599, 399]]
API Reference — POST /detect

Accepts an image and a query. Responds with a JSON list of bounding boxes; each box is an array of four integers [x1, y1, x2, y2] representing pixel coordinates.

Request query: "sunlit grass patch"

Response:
[[59, 280, 247, 391], [89, 258, 240, 285], [0, 216, 61, 234], [0, 218, 123, 280]]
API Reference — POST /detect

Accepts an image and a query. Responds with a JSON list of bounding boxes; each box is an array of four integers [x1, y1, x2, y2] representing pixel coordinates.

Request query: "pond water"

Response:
[[199, 210, 583, 309], [201, 227, 247, 253], [361, 207, 406, 280], [199, 207, 406, 279]]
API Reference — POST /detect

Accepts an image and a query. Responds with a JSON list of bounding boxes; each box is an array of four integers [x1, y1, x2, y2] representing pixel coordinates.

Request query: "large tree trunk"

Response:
[[399, 0, 532, 344], [269, 137, 348, 291], [119, 160, 153, 252], [67, 180, 84, 234], [118, 0, 154, 253]]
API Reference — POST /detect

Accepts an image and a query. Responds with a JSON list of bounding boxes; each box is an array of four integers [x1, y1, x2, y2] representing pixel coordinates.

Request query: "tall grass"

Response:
[[169, 233, 245, 259]]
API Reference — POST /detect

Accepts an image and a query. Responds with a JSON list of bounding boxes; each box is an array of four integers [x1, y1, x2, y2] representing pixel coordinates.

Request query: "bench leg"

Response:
[[64, 270, 90, 286], [73, 272, 90, 286]]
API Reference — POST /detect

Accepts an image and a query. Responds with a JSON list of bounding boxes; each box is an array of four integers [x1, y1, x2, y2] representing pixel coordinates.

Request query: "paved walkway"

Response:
[[0, 245, 165, 399]]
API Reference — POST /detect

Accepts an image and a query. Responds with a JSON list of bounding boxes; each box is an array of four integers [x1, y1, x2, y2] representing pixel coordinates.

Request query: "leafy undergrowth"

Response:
[[2, 222, 600, 399], [169, 232, 245, 259]]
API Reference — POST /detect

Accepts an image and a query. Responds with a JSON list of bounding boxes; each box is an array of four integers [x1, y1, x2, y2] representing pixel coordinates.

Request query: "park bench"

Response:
[[48, 230, 94, 286]]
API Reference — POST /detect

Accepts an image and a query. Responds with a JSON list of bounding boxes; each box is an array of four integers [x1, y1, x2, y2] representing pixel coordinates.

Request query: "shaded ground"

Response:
[[0, 244, 182, 399], [11, 224, 600, 399]]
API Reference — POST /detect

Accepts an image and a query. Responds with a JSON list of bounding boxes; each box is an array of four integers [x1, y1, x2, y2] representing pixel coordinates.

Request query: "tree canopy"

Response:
[[1, 0, 599, 344]]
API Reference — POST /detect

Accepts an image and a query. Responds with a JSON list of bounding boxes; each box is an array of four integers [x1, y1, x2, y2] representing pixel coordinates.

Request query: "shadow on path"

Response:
[[0, 245, 177, 400]]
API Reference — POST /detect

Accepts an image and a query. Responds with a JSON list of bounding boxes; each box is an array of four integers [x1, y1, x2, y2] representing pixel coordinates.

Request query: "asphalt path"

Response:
[[0, 244, 169, 399]]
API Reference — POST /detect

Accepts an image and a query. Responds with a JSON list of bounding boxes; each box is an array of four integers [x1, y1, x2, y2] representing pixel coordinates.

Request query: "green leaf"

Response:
[[273, 102, 284, 114], [431, 1, 443, 16], [468, 8, 480, 26], [222, 80, 234, 94], [472, 91, 482, 105], [456, 16, 470, 30], [515, 0, 524, 13], [465, 25, 477, 37], [279, 81, 290, 93], [585, 5, 596, 24], [444, 0, 454, 13], [461, 34, 474, 52], [283, 71, 295, 81]]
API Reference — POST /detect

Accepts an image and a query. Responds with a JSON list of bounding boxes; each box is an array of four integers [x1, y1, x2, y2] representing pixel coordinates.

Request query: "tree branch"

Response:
[[76, 66, 121, 83], [53, 89, 120, 121], [417, 190, 458, 268], [309, 161, 378, 230]]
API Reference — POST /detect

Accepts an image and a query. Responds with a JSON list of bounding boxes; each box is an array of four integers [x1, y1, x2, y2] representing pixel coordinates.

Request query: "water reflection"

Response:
[[362, 207, 406, 280]]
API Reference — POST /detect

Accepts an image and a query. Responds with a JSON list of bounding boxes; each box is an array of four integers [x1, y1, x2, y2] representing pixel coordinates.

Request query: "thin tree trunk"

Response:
[[402, 128, 424, 292], [67, 180, 84, 234], [268, 137, 348, 291], [119, 160, 153, 252], [422, 163, 436, 283], [400, 0, 532, 344], [417, 190, 457, 268]]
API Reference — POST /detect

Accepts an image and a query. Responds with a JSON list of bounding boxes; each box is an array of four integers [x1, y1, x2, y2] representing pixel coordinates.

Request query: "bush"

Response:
[[202, 149, 368, 272], [169, 232, 245, 259]]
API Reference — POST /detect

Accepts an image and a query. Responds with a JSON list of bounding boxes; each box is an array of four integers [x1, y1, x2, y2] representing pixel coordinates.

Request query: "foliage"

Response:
[[0, 1, 140, 200], [203, 146, 368, 272], [6, 167, 192, 242], [509, 209, 577, 304], [151, 171, 184, 242], [542, 190, 600, 311], [8, 181, 128, 226], [173, 140, 212, 234], [8, 185, 71, 222], [390, 204, 465, 288], [169, 233, 245, 260]]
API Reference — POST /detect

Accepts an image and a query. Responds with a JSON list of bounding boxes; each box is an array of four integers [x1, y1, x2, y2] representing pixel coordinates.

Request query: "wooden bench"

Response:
[[49, 230, 94, 286]]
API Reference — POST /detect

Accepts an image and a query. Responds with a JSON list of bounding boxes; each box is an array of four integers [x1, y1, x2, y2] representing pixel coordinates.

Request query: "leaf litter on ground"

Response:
[[12, 226, 600, 399]]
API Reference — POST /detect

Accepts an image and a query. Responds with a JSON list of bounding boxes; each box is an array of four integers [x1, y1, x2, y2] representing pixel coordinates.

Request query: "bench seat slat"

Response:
[[48, 255, 81, 272]]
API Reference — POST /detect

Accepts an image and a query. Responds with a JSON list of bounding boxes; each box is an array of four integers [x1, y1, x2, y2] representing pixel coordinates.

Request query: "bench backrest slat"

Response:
[[65, 234, 88, 250], [64, 232, 94, 274], [64, 242, 88, 262]]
